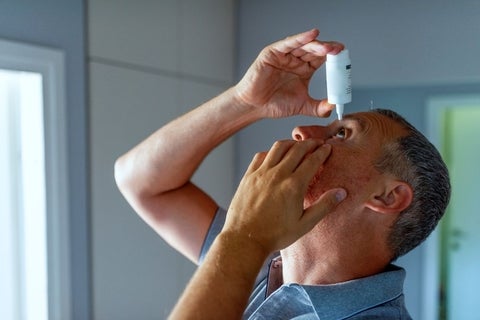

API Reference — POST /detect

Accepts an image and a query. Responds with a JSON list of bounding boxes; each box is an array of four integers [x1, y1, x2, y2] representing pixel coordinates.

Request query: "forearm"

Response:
[[115, 87, 262, 200], [168, 231, 270, 320]]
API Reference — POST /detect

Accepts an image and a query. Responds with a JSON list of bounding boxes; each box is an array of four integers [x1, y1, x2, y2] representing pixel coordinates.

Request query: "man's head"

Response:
[[371, 109, 450, 260], [292, 109, 450, 261]]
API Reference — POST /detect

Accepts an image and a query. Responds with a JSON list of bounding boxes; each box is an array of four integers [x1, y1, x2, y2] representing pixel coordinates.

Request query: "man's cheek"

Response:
[[303, 164, 348, 205], [303, 171, 336, 207], [304, 174, 322, 207]]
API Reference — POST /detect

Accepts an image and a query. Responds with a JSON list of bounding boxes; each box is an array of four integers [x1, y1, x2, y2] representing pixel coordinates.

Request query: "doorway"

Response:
[[427, 95, 480, 320]]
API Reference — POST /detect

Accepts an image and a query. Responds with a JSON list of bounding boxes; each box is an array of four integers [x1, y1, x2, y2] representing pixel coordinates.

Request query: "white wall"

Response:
[[87, 1, 235, 318]]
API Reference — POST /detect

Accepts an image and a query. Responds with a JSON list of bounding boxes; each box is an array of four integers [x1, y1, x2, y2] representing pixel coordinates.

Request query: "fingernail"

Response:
[[336, 189, 347, 202]]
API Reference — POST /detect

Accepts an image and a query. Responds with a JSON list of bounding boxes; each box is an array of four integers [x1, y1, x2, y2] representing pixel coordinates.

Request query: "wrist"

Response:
[[214, 230, 271, 274], [228, 85, 267, 121]]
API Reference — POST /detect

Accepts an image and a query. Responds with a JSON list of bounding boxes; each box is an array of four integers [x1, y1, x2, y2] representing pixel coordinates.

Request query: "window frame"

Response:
[[0, 38, 71, 320]]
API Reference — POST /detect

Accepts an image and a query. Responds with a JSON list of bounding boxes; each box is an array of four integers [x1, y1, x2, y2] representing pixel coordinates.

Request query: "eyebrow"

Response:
[[342, 115, 367, 131]]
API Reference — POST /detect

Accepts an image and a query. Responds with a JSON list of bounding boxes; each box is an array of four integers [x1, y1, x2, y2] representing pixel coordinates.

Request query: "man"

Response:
[[115, 29, 450, 319]]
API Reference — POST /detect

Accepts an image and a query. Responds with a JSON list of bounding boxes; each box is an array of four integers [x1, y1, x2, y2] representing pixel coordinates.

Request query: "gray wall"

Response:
[[0, 1, 90, 319], [87, 0, 236, 318], [236, 1, 480, 318]]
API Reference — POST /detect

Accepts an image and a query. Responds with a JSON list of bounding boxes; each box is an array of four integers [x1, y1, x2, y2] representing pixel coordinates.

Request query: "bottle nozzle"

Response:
[[336, 104, 344, 120]]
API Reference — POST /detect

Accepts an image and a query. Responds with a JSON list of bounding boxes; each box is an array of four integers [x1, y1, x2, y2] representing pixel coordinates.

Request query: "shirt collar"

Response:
[[301, 264, 405, 319], [265, 257, 405, 319]]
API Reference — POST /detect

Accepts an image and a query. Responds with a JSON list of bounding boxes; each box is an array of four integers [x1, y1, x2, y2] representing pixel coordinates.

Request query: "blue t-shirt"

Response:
[[200, 208, 412, 320]]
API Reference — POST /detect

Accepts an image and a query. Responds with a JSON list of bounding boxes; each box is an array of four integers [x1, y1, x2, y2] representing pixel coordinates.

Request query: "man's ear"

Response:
[[365, 180, 413, 214]]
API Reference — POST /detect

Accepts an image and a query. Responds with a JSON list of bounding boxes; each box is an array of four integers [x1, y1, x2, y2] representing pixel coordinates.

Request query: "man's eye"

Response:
[[334, 128, 347, 139]]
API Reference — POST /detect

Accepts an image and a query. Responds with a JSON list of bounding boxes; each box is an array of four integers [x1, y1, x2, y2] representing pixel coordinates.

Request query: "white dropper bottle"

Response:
[[326, 49, 352, 120]]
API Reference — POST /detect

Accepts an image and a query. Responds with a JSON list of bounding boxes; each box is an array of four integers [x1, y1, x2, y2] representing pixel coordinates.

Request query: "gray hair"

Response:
[[372, 109, 451, 260]]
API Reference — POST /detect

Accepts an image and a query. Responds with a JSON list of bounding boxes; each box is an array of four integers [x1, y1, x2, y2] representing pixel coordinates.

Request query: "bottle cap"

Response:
[[327, 49, 349, 62]]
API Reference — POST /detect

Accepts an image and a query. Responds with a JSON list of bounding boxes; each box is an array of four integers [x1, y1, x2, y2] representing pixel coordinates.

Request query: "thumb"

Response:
[[309, 98, 335, 118], [301, 188, 347, 232]]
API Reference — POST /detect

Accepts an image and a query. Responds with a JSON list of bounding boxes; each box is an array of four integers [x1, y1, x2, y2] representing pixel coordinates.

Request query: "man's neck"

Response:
[[280, 229, 391, 285]]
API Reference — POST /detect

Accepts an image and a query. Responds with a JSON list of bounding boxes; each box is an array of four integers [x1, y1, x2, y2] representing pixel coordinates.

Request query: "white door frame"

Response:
[[424, 94, 480, 320], [0, 38, 71, 320]]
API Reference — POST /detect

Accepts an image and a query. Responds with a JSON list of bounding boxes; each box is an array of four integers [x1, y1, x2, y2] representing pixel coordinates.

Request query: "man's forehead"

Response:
[[342, 111, 407, 139]]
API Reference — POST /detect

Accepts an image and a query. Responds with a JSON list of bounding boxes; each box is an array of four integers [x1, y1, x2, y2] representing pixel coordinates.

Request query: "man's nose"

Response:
[[291, 125, 327, 141]]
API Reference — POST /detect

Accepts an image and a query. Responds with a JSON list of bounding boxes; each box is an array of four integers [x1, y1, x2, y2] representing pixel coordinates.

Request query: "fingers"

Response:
[[271, 29, 344, 58], [261, 140, 328, 173], [307, 56, 327, 69], [293, 143, 331, 181], [290, 41, 344, 58], [262, 140, 297, 168], [271, 29, 320, 53], [246, 140, 299, 175], [284, 142, 330, 174], [298, 97, 335, 119], [312, 99, 336, 117], [246, 139, 317, 174], [245, 151, 267, 174]]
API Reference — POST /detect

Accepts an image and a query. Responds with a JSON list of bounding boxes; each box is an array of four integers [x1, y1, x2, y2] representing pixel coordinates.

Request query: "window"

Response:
[[0, 39, 70, 320], [0, 69, 48, 320]]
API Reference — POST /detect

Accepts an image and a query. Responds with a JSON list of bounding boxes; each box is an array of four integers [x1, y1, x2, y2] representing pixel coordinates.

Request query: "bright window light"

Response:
[[0, 69, 48, 320]]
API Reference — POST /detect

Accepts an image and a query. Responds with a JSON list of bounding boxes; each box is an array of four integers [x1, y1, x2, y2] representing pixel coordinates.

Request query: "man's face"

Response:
[[292, 111, 407, 209]]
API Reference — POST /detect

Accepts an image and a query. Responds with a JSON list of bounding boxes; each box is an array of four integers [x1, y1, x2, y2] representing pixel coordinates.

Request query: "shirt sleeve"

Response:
[[198, 207, 227, 264]]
